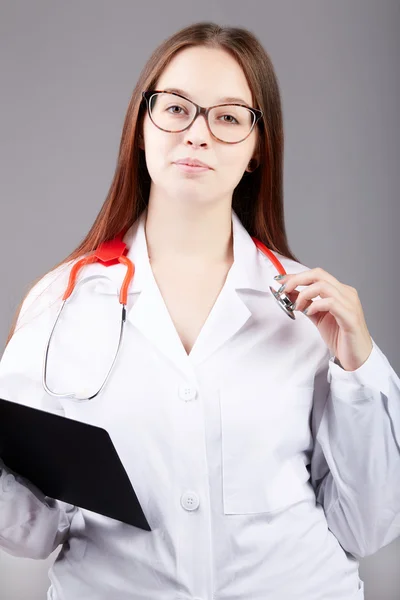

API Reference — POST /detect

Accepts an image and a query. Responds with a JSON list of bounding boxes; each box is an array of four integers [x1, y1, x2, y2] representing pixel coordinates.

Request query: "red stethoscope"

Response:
[[43, 232, 294, 401]]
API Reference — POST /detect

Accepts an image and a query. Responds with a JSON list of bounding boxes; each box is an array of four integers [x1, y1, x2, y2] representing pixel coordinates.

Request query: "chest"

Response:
[[150, 261, 232, 355], [43, 270, 327, 517]]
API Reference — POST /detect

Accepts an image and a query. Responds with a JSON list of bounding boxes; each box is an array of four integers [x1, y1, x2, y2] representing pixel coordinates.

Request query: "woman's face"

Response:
[[141, 46, 259, 209]]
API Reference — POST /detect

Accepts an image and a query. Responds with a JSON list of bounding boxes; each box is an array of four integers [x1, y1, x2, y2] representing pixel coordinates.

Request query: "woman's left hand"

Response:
[[275, 268, 373, 371]]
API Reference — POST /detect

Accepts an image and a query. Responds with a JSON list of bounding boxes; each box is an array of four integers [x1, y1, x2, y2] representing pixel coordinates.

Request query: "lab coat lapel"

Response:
[[91, 208, 278, 374], [185, 211, 276, 365], [127, 276, 193, 375], [86, 211, 193, 376], [186, 278, 252, 365], [123, 211, 194, 376], [124, 211, 257, 373]]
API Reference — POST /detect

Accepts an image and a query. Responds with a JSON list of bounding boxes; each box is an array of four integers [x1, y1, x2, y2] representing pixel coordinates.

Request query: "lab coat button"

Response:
[[178, 384, 197, 401], [2, 473, 16, 493], [180, 491, 200, 511]]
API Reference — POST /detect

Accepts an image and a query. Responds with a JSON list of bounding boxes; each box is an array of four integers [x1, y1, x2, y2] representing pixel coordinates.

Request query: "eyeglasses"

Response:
[[142, 90, 263, 144]]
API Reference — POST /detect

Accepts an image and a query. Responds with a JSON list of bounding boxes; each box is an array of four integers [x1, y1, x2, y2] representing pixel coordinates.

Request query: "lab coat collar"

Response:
[[89, 207, 277, 294], [84, 208, 278, 295], [88, 207, 281, 373], [229, 210, 277, 292]]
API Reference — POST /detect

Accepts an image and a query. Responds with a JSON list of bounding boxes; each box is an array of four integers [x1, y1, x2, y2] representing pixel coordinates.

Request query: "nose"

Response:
[[182, 112, 211, 146]]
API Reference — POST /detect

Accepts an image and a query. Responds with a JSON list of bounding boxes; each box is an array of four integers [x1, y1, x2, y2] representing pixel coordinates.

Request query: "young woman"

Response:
[[0, 21, 399, 600]]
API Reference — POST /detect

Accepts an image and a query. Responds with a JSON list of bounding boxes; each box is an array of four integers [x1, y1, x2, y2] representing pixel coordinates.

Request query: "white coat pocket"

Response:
[[219, 379, 316, 515]]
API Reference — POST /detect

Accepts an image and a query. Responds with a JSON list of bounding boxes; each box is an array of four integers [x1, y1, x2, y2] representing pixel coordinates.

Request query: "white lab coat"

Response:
[[0, 209, 399, 600]]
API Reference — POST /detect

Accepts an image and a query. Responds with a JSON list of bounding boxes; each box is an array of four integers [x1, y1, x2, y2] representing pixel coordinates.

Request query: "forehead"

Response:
[[156, 46, 254, 106]]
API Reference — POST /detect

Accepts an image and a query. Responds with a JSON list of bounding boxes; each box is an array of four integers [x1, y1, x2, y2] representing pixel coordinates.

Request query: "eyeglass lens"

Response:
[[148, 92, 255, 143]]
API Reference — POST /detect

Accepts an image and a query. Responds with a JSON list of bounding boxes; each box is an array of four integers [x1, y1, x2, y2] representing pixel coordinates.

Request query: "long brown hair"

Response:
[[6, 21, 300, 345]]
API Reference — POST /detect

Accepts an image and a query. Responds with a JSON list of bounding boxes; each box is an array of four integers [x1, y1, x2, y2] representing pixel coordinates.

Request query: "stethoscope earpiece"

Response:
[[269, 286, 296, 320]]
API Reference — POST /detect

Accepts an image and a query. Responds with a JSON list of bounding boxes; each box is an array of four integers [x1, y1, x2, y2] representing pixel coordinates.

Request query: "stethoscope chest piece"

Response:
[[269, 286, 296, 320]]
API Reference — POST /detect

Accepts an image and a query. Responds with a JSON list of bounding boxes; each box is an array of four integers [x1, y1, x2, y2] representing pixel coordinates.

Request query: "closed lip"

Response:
[[174, 158, 212, 169]]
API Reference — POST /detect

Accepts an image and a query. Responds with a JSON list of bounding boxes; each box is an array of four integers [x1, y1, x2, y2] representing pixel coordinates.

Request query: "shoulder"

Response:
[[266, 249, 312, 276], [16, 261, 75, 330]]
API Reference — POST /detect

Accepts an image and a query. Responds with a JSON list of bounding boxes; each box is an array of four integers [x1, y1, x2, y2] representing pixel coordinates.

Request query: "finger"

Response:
[[292, 281, 350, 313], [279, 268, 342, 295], [302, 297, 354, 331]]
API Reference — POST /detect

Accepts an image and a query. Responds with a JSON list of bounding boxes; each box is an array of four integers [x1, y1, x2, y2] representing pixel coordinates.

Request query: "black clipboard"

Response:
[[0, 397, 151, 531]]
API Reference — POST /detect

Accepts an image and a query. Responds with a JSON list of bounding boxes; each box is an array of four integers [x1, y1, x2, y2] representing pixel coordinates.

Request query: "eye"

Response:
[[166, 105, 187, 115], [219, 114, 239, 124]]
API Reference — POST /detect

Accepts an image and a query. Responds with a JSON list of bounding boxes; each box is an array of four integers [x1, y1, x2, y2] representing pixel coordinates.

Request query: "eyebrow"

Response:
[[162, 87, 251, 107]]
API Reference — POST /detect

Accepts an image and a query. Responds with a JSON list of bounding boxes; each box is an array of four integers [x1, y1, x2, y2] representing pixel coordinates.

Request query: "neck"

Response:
[[144, 199, 234, 268]]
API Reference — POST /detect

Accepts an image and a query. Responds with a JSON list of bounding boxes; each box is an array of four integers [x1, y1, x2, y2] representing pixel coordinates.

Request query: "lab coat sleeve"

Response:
[[0, 460, 79, 560], [0, 264, 80, 560], [310, 337, 400, 560]]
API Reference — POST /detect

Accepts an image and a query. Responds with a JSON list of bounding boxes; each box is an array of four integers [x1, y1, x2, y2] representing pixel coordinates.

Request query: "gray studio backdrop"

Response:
[[0, 2, 399, 599]]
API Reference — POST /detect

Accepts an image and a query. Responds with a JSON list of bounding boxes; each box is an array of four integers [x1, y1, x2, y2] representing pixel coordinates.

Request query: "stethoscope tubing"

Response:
[[42, 234, 295, 401]]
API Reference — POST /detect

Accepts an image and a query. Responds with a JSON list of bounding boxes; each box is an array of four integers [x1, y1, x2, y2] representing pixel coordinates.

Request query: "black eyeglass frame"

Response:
[[141, 90, 263, 144]]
